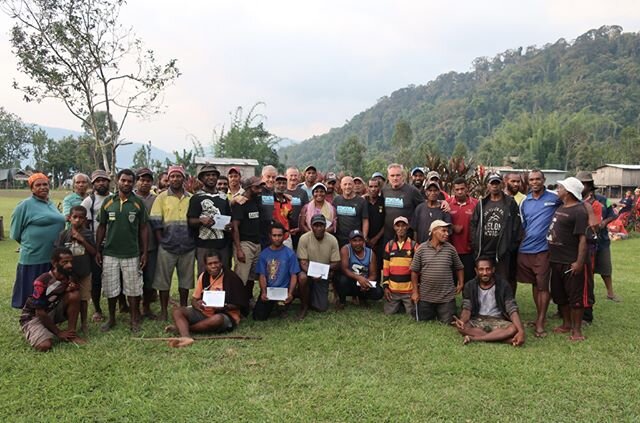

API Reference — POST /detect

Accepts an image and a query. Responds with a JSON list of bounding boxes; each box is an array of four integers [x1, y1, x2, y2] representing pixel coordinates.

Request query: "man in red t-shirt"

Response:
[[449, 177, 478, 284]]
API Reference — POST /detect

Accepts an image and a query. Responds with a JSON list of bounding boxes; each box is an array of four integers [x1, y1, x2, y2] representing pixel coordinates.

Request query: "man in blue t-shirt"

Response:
[[517, 170, 562, 337], [253, 222, 301, 320]]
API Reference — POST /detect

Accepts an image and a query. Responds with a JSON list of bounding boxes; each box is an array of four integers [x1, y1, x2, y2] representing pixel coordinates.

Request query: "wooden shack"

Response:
[[592, 164, 640, 199]]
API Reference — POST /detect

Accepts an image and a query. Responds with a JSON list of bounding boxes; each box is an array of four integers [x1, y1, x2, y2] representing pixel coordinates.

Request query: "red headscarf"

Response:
[[27, 173, 49, 188]]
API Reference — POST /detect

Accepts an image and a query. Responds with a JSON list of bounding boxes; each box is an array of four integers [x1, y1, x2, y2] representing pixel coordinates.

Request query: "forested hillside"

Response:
[[280, 25, 640, 173]]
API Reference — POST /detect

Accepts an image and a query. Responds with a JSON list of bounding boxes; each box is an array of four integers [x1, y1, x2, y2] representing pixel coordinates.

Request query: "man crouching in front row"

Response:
[[454, 258, 525, 347], [20, 248, 86, 351], [166, 251, 249, 347]]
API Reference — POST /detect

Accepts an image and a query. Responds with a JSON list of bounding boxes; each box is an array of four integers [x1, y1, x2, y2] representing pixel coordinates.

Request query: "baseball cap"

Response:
[[304, 165, 317, 173], [91, 169, 111, 183], [349, 229, 365, 240], [411, 167, 425, 176], [393, 216, 409, 225], [371, 171, 385, 180], [242, 176, 264, 190], [353, 176, 364, 184], [167, 165, 186, 177], [429, 219, 451, 235], [487, 173, 502, 184], [275, 174, 287, 181], [197, 164, 220, 179], [310, 214, 326, 226], [228, 166, 241, 175], [311, 182, 327, 192], [136, 167, 153, 178], [557, 177, 584, 200], [426, 170, 440, 180], [424, 180, 440, 190], [325, 172, 337, 182]]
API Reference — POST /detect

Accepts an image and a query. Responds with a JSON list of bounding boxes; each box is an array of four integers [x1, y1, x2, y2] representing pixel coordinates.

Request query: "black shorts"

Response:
[[550, 262, 594, 308]]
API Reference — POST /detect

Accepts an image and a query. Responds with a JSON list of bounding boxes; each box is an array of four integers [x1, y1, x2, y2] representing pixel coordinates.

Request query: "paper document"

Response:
[[357, 281, 378, 288], [267, 287, 288, 301], [202, 290, 225, 307], [212, 214, 231, 230], [307, 261, 330, 279]]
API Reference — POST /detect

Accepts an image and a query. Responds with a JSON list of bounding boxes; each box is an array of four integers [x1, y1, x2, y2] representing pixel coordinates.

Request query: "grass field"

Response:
[[1, 189, 639, 421]]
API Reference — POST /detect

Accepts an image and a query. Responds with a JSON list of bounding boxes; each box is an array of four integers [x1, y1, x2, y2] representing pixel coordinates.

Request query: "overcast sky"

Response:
[[1, 0, 639, 154]]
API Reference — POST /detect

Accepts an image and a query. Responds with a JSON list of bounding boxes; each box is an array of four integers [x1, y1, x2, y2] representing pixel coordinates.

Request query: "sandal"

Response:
[[569, 335, 586, 342], [91, 312, 104, 323]]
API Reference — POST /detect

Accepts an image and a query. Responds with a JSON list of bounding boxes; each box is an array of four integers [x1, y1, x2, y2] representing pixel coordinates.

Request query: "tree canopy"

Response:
[[281, 25, 640, 173]]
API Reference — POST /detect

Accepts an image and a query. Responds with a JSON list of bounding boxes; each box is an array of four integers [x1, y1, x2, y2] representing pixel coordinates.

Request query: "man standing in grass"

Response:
[[411, 220, 464, 323], [449, 177, 478, 284], [382, 217, 419, 316], [62, 173, 90, 219], [151, 165, 195, 321], [547, 177, 591, 342], [96, 169, 148, 332], [454, 258, 525, 346], [20, 248, 86, 351], [518, 170, 561, 338], [285, 167, 309, 250], [412, 181, 451, 244], [167, 251, 249, 347], [253, 223, 300, 320]]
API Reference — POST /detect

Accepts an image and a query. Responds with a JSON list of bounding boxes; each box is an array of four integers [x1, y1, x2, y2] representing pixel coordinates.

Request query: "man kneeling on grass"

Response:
[[20, 248, 86, 351], [167, 251, 249, 347], [453, 258, 525, 346]]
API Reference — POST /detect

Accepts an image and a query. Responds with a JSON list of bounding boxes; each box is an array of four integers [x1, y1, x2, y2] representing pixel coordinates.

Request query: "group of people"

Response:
[[11, 161, 621, 350]]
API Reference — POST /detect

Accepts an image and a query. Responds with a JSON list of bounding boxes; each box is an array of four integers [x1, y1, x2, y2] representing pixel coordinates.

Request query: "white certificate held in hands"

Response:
[[202, 290, 225, 308], [357, 281, 377, 288], [267, 287, 288, 301], [307, 261, 330, 279], [212, 214, 231, 230]]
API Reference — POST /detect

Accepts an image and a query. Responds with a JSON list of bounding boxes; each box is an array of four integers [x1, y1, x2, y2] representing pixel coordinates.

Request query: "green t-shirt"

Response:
[[98, 193, 147, 258]]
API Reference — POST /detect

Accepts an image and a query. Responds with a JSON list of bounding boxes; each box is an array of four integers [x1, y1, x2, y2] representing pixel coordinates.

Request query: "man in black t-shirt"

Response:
[[232, 176, 264, 301], [333, 176, 369, 247], [381, 163, 424, 242], [188, 164, 232, 272], [366, 178, 385, 277], [547, 177, 591, 342], [285, 167, 309, 249], [470, 173, 521, 289], [412, 182, 451, 243]]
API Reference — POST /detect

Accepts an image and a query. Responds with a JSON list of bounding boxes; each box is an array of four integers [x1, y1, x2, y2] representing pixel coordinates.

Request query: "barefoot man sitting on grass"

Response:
[[19, 248, 86, 351], [454, 258, 525, 346], [166, 251, 249, 347]]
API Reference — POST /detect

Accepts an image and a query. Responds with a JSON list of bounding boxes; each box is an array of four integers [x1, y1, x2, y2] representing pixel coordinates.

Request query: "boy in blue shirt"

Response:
[[253, 222, 300, 320]]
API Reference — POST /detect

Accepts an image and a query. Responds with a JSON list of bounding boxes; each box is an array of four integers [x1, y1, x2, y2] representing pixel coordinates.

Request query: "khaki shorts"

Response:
[[21, 301, 67, 348], [76, 273, 91, 301], [233, 241, 261, 284], [469, 316, 513, 332], [383, 291, 414, 316], [153, 246, 195, 291]]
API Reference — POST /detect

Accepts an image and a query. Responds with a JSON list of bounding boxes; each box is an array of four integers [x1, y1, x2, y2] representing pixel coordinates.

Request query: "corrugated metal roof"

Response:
[[597, 164, 640, 170]]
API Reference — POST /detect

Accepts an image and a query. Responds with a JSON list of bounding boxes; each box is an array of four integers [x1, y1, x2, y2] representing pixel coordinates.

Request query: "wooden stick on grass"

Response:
[[133, 335, 262, 341]]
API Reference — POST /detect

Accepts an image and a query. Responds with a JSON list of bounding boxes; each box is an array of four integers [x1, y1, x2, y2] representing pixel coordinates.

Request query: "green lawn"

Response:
[[0, 189, 639, 421]]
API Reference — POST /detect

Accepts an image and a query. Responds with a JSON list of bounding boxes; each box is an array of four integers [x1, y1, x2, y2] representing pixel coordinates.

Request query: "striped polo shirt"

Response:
[[410, 241, 464, 303], [382, 238, 419, 294]]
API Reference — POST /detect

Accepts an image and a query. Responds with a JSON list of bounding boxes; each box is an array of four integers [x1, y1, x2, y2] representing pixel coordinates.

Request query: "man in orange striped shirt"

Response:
[[382, 217, 419, 315]]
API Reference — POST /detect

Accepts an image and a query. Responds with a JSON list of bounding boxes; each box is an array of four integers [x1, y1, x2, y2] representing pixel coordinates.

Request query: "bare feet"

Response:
[[92, 312, 104, 323], [351, 296, 360, 306], [463, 335, 473, 345], [100, 320, 116, 332], [69, 336, 87, 345], [157, 312, 168, 322], [569, 334, 586, 342], [80, 324, 89, 336], [553, 326, 571, 334], [335, 303, 345, 311], [164, 325, 178, 334], [168, 337, 194, 348], [607, 294, 622, 302], [296, 308, 308, 321], [130, 322, 141, 333]]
